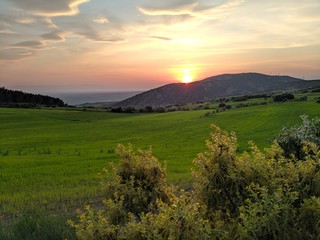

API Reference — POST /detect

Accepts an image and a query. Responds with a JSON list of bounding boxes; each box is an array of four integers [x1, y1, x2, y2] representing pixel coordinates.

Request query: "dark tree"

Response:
[[273, 93, 294, 102], [0, 87, 65, 107]]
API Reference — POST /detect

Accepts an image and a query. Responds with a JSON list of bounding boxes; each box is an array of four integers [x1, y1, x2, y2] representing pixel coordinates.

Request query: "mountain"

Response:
[[0, 87, 65, 107], [113, 73, 320, 108]]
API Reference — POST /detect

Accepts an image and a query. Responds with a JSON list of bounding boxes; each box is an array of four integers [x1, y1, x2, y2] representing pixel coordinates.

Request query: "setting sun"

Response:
[[182, 70, 193, 83]]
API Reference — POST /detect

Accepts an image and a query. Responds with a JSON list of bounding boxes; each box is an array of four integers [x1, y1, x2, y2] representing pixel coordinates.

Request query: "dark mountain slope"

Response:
[[113, 73, 320, 108]]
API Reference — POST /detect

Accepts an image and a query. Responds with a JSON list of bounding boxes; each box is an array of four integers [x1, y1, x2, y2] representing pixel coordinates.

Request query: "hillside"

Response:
[[113, 73, 320, 108], [1, 98, 319, 238], [0, 87, 65, 107]]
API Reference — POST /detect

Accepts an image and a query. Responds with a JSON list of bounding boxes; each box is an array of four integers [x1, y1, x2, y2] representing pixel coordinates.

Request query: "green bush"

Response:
[[275, 115, 320, 159], [273, 93, 294, 102], [71, 122, 320, 240], [193, 125, 246, 218], [0, 213, 75, 240], [69, 144, 174, 239]]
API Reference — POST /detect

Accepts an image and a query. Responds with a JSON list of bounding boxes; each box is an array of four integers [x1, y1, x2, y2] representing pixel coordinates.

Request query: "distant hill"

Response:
[[113, 73, 320, 108], [77, 102, 117, 108], [0, 87, 65, 107], [51, 91, 142, 105]]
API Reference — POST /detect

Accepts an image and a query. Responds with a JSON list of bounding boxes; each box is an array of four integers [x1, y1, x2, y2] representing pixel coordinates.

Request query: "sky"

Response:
[[0, 0, 319, 93]]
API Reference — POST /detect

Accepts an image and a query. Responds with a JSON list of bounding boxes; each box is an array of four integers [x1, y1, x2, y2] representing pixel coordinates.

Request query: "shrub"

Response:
[[193, 125, 246, 218], [69, 144, 173, 239], [71, 122, 320, 240], [99, 144, 170, 216], [273, 93, 294, 102], [275, 115, 320, 159], [193, 124, 320, 239], [111, 107, 123, 113], [218, 102, 226, 108], [298, 96, 307, 101], [137, 192, 212, 240]]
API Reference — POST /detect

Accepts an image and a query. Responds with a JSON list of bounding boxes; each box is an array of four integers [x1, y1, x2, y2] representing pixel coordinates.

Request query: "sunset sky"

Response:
[[0, 0, 319, 93]]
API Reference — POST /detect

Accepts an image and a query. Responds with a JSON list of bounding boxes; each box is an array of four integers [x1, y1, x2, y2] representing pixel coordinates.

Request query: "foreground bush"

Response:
[[275, 115, 320, 159], [71, 121, 320, 239]]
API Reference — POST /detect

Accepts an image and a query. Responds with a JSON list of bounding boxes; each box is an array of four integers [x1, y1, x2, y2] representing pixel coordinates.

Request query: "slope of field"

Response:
[[0, 101, 319, 214]]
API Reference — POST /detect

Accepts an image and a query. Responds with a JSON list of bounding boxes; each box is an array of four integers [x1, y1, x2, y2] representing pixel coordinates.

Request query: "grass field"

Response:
[[1, 99, 320, 217]]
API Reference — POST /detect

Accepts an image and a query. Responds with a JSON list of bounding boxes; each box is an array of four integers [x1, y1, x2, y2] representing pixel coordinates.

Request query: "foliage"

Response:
[[275, 115, 320, 159], [192, 124, 320, 239], [72, 122, 320, 239], [69, 144, 174, 239], [193, 125, 246, 218], [0, 212, 75, 240], [100, 144, 170, 216], [273, 92, 294, 102], [0, 87, 65, 107], [237, 185, 299, 240], [137, 192, 212, 240]]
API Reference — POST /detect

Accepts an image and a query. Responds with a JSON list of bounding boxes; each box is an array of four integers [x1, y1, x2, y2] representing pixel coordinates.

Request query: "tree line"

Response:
[[0, 87, 65, 107]]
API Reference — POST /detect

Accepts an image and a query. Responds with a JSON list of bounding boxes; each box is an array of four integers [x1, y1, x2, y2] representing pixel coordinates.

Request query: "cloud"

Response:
[[41, 18, 58, 28], [15, 18, 36, 24], [138, 2, 198, 16], [11, 41, 46, 49], [41, 30, 67, 42], [0, 13, 57, 33], [93, 16, 109, 24], [0, 48, 35, 60], [149, 36, 173, 41], [0, 27, 15, 34], [10, 0, 90, 17], [76, 29, 126, 43], [195, 0, 244, 19], [138, 0, 244, 20]]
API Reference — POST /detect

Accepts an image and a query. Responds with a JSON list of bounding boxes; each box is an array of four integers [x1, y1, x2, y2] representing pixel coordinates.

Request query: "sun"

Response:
[[181, 70, 193, 83]]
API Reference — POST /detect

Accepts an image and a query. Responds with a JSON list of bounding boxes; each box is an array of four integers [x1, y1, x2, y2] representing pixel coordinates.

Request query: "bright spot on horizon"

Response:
[[181, 69, 193, 83]]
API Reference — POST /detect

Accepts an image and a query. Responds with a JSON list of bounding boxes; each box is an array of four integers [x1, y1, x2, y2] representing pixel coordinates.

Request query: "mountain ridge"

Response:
[[113, 73, 320, 108]]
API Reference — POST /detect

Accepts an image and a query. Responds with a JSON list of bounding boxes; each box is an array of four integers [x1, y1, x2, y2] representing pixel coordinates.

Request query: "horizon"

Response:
[[1, 0, 320, 93], [2, 71, 319, 96]]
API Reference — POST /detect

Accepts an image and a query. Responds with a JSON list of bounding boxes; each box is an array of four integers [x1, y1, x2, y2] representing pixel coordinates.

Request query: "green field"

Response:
[[0, 100, 320, 217]]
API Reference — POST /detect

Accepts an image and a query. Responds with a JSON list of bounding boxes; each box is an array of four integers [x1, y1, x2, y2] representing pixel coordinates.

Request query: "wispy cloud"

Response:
[[76, 29, 126, 43], [15, 18, 36, 24], [149, 36, 173, 41], [93, 16, 109, 24], [138, 2, 198, 16], [0, 48, 35, 60], [138, 0, 244, 20], [0, 27, 16, 34], [11, 41, 46, 50], [10, 0, 90, 17], [41, 30, 68, 42]]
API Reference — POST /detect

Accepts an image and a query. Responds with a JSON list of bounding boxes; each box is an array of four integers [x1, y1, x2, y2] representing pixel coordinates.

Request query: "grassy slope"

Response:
[[0, 101, 319, 214]]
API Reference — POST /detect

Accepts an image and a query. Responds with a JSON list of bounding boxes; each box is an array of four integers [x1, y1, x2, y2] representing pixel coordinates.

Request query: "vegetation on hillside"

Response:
[[109, 89, 319, 113], [0, 87, 65, 107], [70, 117, 320, 239], [273, 92, 295, 102]]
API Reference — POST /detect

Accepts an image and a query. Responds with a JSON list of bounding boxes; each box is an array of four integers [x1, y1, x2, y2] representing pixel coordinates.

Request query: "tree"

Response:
[[273, 93, 294, 102]]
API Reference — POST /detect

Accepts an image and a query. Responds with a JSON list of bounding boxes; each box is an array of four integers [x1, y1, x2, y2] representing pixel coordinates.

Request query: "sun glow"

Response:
[[181, 69, 193, 83]]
